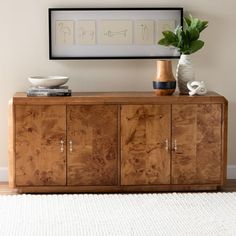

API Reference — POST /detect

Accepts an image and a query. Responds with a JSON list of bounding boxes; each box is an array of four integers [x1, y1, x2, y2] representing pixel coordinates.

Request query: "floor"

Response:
[[0, 180, 236, 195]]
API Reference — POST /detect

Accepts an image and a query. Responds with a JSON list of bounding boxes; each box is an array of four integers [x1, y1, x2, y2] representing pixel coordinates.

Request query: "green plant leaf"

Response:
[[181, 31, 190, 49], [175, 26, 183, 48], [157, 14, 208, 55], [190, 18, 200, 29], [184, 17, 191, 27], [184, 14, 193, 26], [188, 28, 200, 41], [162, 31, 178, 43], [196, 20, 208, 32], [189, 40, 204, 54], [158, 38, 172, 46]]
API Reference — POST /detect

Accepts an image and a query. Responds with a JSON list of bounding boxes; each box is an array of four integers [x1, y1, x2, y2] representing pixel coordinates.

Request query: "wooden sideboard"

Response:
[[8, 92, 228, 193]]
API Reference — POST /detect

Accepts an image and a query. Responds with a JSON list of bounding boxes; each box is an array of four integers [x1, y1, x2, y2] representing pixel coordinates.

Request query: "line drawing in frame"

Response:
[[135, 20, 154, 45], [55, 20, 74, 45], [76, 20, 96, 45], [49, 8, 183, 59], [98, 20, 133, 45]]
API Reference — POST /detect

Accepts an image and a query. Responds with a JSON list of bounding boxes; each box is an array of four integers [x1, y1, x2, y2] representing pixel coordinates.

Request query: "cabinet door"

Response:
[[67, 105, 118, 186], [121, 105, 171, 185], [15, 105, 66, 186], [172, 104, 222, 184]]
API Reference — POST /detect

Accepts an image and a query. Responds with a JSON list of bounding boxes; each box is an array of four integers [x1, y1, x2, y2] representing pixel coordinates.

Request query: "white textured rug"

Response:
[[0, 193, 236, 236]]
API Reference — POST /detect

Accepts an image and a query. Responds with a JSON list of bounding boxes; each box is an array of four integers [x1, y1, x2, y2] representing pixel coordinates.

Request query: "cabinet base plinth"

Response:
[[14, 185, 220, 194]]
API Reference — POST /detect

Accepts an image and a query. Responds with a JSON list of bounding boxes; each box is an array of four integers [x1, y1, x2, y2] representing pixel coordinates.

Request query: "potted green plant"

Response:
[[158, 15, 208, 94]]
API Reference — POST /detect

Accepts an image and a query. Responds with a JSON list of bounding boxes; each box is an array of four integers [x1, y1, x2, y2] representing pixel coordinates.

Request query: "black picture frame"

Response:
[[49, 7, 183, 60]]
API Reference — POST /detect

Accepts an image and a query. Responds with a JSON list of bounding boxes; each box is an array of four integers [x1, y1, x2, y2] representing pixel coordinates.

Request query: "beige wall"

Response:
[[1, 0, 235, 169]]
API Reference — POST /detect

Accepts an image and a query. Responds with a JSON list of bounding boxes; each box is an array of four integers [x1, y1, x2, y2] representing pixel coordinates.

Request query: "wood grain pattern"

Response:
[[172, 104, 222, 184], [4, 180, 236, 194], [15, 105, 66, 186], [221, 102, 228, 186], [9, 92, 227, 193], [8, 99, 15, 188], [121, 105, 171, 185], [15, 184, 218, 193], [117, 105, 121, 186], [67, 105, 118, 186], [13, 92, 227, 105]]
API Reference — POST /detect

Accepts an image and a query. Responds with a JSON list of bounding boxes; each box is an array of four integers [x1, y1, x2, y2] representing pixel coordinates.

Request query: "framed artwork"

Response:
[[49, 8, 183, 59]]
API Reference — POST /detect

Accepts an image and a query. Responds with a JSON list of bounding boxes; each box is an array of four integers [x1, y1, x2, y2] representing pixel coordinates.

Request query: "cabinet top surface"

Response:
[[12, 91, 227, 105]]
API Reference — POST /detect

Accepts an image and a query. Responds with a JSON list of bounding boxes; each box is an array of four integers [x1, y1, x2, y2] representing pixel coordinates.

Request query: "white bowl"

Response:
[[28, 76, 69, 88]]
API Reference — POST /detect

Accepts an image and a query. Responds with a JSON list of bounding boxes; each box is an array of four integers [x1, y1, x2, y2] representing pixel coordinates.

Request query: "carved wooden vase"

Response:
[[153, 60, 176, 96]]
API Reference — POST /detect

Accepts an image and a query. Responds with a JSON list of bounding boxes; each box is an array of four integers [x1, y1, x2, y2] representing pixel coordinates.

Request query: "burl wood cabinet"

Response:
[[67, 105, 118, 186], [121, 105, 171, 185], [14, 105, 67, 186], [9, 92, 227, 193]]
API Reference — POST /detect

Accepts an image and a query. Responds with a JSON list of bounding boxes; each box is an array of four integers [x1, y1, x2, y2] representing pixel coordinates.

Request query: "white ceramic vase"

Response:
[[176, 54, 195, 95]]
